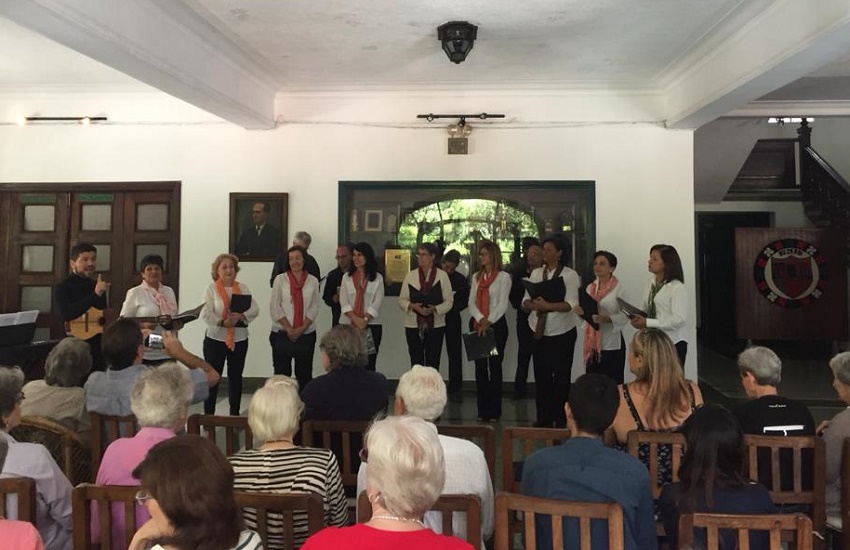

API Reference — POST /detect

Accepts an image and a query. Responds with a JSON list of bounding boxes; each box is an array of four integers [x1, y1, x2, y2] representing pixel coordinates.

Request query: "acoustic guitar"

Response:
[[65, 307, 117, 340]]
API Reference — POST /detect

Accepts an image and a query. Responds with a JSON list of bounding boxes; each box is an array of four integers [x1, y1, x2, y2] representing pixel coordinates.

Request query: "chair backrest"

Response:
[[357, 491, 483, 548], [625, 431, 686, 499], [72, 484, 140, 550], [678, 512, 813, 550], [186, 414, 254, 456], [494, 491, 624, 550], [234, 490, 324, 550], [10, 415, 91, 485], [90, 412, 138, 476], [841, 438, 850, 550], [436, 424, 496, 482], [301, 420, 371, 491], [743, 434, 825, 540], [0, 476, 37, 524], [502, 427, 571, 493]]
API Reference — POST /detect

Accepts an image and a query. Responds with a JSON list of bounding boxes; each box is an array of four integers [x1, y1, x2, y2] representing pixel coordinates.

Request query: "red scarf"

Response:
[[352, 270, 368, 318], [474, 268, 499, 330], [287, 270, 307, 328], [417, 266, 437, 331], [215, 279, 242, 351], [582, 275, 618, 364]]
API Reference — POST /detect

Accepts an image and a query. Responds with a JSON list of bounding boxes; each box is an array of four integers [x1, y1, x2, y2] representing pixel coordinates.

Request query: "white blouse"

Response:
[[270, 273, 320, 334], [642, 277, 687, 344], [339, 272, 385, 325], [120, 283, 177, 318], [201, 282, 260, 343], [468, 271, 512, 324], [588, 280, 628, 351], [522, 265, 581, 337]]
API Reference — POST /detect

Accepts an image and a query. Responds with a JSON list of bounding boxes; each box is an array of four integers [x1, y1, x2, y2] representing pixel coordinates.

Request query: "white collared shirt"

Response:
[[468, 270, 512, 324], [339, 272, 385, 325], [523, 265, 581, 336], [270, 272, 320, 334], [642, 277, 687, 344]]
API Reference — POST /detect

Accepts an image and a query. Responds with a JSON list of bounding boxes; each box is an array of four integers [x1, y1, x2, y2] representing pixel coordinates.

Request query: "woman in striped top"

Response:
[[229, 376, 348, 549]]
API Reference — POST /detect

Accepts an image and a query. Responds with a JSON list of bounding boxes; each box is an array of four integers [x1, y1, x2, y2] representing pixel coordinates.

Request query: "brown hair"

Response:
[[477, 240, 503, 274], [210, 253, 241, 281], [132, 435, 243, 549], [630, 328, 691, 428]]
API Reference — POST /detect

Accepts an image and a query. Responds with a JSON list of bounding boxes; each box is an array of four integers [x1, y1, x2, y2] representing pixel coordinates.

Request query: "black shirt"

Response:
[[301, 366, 389, 422], [322, 267, 346, 326], [446, 270, 469, 316], [54, 273, 107, 321], [509, 260, 533, 320]]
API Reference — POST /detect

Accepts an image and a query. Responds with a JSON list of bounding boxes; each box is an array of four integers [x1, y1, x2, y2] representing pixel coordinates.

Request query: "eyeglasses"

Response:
[[16, 392, 25, 403], [334, 255, 350, 260], [359, 447, 368, 463], [135, 490, 153, 506]]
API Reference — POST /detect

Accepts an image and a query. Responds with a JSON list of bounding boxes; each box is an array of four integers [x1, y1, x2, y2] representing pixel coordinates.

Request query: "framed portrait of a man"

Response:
[[229, 193, 288, 262]]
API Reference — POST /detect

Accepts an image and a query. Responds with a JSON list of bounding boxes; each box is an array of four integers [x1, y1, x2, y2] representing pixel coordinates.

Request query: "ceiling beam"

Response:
[[0, 0, 280, 129], [664, 0, 850, 129]]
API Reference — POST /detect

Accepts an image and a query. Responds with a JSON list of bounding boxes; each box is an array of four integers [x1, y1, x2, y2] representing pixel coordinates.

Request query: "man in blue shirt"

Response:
[[522, 373, 657, 550]]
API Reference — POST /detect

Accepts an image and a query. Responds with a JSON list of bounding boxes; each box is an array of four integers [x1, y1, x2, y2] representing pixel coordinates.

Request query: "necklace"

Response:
[[371, 514, 426, 527]]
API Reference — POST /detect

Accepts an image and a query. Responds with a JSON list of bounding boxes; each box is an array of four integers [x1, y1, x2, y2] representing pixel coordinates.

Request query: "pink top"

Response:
[[91, 427, 175, 548], [301, 523, 474, 550], [0, 519, 44, 550]]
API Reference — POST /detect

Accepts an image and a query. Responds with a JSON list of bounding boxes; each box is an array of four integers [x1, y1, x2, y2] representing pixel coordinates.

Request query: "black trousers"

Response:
[[444, 312, 464, 391], [533, 328, 577, 427], [585, 334, 626, 385], [473, 317, 508, 420], [405, 326, 446, 370], [270, 330, 316, 390], [514, 315, 533, 390], [365, 324, 383, 372], [675, 340, 688, 368], [203, 337, 248, 415]]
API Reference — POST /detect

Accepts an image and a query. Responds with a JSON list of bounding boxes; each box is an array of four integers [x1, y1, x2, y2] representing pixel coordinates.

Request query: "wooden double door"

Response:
[[0, 182, 181, 339]]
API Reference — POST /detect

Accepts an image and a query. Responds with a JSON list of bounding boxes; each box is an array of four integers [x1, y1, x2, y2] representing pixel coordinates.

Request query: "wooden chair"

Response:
[[625, 431, 687, 500], [0, 476, 37, 524], [502, 427, 571, 493], [436, 423, 496, 482], [90, 413, 138, 476], [357, 491, 483, 548], [72, 484, 140, 550], [301, 420, 371, 494], [9, 415, 92, 484], [234, 490, 324, 549], [743, 434, 825, 548], [494, 491, 624, 550], [678, 512, 813, 550], [186, 414, 254, 456], [826, 438, 850, 549]]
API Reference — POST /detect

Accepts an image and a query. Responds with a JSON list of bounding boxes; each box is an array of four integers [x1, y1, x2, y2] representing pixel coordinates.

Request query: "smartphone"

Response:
[[144, 333, 164, 349]]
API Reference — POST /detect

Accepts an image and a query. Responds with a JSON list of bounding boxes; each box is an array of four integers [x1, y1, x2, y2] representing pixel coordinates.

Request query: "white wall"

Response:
[[695, 201, 812, 228], [0, 91, 697, 381]]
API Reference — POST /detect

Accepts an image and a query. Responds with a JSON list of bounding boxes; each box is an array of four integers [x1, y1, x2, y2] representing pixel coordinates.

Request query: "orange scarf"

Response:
[[474, 269, 499, 330], [215, 278, 242, 351], [287, 270, 307, 328], [352, 270, 367, 319]]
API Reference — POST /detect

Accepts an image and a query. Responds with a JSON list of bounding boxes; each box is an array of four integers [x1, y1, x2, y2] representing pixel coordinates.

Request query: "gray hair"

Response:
[[364, 416, 445, 518], [44, 338, 92, 387], [830, 352, 850, 386], [319, 325, 367, 369], [130, 363, 192, 430], [248, 376, 304, 442], [396, 365, 447, 421], [0, 436, 7, 470], [737, 346, 781, 386], [0, 366, 24, 430], [294, 231, 312, 248]]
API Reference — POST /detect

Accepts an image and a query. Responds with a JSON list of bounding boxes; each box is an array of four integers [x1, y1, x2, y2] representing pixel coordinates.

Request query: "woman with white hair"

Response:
[[230, 376, 347, 549], [0, 366, 73, 550], [92, 362, 193, 548], [820, 351, 850, 515], [22, 337, 92, 439], [302, 416, 474, 550]]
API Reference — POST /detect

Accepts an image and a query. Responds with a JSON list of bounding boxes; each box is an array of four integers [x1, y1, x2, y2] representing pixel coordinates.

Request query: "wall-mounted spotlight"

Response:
[[21, 116, 108, 125], [437, 21, 478, 64]]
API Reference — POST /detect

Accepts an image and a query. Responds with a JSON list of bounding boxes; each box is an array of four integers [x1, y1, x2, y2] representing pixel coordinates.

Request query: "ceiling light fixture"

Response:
[[22, 116, 108, 125], [447, 117, 473, 155], [437, 21, 478, 64], [767, 116, 814, 125]]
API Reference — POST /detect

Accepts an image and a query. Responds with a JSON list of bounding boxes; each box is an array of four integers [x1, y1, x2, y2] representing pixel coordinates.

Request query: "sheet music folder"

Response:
[[463, 328, 498, 361], [616, 298, 648, 319], [578, 289, 600, 331], [0, 310, 39, 347], [408, 282, 444, 306], [229, 295, 252, 327], [522, 277, 566, 303]]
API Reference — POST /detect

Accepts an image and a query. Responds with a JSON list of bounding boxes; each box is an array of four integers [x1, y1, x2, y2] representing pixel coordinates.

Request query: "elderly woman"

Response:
[[201, 253, 260, 415], [821, 352, 850, 516], [120, 254, 178, 364], [22, 337, 92, 439], [302, 416, 474, 550], [229, 376, 347, 548], [301, 324, 388, 421], [93, 363, 193, 549], [129, 435, 262, 550], [0, 366, 73, 550], [0, 435, 45, 549]]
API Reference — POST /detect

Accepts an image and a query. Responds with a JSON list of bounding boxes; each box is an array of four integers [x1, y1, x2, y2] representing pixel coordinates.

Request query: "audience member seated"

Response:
[[93, 363, 193, 548], [610, 328, 703, 485], [522, 373, 656, 550], [301, 416, 473, 550], [301, 324, 388, 421], [85, 319, 218, 416], [229, 376, 347, 549], [659, 404, 776, 549], [0, 366, 72, 550], [22, 337, 92, 442], [129, 435, 262, 550], [0, 437, 45, 550], [732, 345, 815, 492], [356, 365, 494, 545], [820, 351, 850, 516]]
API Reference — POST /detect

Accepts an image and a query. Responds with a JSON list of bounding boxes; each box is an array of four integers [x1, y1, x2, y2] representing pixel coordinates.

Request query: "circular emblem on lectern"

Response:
[[753, 238, 827, 308]]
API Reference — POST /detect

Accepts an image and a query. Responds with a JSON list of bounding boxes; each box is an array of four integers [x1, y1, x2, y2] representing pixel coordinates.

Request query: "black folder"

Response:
[[522, 277, 566, 303], [230, 294, 252, 313], [463, 328, 498, 361], [616, 297, 648, 319], [408, 281, 444, 306], [578, 288, 600, 331]]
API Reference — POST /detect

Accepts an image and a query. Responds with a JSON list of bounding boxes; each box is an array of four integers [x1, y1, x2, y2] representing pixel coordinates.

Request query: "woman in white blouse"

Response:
[[201, 253, 259, 415], [629, 244, 688, 367], [270, 246, 320, 389], [339, 242, 385, 371], [583, 250, 628, 384], [468, 240, 511, 422], [120, 254, 177, 363]]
